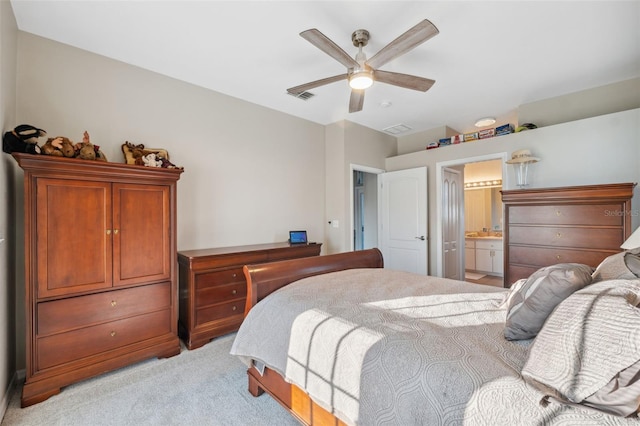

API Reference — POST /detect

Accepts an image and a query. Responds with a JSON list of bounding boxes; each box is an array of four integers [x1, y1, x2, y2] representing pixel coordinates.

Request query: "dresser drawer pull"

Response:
[[232, 273, 237, 278], [556, 210, 562, 216], [106, 229, 111, 235], [114, 229, 119, 235], [110, 331, 116, 337], [231, 289, 237, 295], [232, 306, 237, 311], [111, 300, 117, 307], [556, 255, 561, 260], [556, 232, 562, 238]]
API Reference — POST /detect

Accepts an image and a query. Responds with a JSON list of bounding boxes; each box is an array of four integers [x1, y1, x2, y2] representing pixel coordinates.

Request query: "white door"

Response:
[[442, 168, 463, 280], [379, 167, 428, 274]]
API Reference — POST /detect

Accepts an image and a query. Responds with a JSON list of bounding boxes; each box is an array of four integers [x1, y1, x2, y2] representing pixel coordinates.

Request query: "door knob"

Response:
[[415, 236, 426, 241]]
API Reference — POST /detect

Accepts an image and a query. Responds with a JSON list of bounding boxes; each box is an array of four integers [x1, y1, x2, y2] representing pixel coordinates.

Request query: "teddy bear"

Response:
[[2, 124, 46, 154], [41, 136, 76, 157], [142, 152, 162, 167]]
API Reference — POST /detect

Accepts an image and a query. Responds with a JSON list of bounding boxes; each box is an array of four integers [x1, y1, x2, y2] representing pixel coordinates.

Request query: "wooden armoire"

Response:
[[13, 153, 183, 407]]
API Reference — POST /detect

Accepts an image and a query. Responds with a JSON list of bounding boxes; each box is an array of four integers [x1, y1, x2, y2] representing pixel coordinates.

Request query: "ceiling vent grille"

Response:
[[288, 91, 315, 100], [383, 123, 412, 135]]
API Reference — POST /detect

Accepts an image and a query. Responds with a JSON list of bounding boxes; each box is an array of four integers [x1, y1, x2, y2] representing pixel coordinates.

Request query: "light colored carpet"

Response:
[[2, 334, 299, 426]]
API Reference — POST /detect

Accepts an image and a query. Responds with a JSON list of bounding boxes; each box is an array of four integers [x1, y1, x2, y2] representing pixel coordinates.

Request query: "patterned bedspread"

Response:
[[230, 268, 636, 425]]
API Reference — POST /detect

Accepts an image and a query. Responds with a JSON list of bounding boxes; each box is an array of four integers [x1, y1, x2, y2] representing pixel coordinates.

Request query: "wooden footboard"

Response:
[[242, 247, 383, 316], [248, 366, 348, 426], [241, 248, 384, 425]]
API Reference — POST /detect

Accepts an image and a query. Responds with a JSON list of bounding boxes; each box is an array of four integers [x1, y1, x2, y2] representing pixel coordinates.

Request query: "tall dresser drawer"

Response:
[[37, 283, 171, 335], [508, 204, 624, 226], [37, 309, 172, 370], [509, 245, 613, 269], [509, 226, 623, 250]]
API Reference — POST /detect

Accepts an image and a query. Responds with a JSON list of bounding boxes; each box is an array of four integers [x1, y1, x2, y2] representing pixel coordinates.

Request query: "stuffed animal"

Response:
[[2, 124, 46, 154], [41, 136, 75, 157], [142, 152, 162, 167], [75, 131, 107, 161]]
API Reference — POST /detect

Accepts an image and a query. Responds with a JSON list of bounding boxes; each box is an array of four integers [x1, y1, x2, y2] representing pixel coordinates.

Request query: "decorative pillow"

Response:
[[521, 279, 640, 417], [591, 249, 640, 283], [504, 263, 594, 340]]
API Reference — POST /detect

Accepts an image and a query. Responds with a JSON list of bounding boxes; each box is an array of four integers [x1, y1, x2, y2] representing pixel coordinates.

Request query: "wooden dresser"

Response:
[[13, 153, 183, 407], [178, 242, 322, 349], [502, 182, 636, 287]]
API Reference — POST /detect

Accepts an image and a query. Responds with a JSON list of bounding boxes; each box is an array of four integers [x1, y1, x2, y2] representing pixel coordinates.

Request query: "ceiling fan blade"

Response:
[[300, 29, 360, 69], [287, 74, 348, 94], [349, 90, 365, 113], [366, 19, 439, 70], [374, 70, 435, 92]]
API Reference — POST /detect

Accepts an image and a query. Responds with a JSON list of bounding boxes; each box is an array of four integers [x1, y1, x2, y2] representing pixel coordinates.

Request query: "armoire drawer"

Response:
[[37, 283, 171, 335], [508, 226, 623, 250], [508, 245, 612, 269], [508, 204, 624, 226], [196, 299, 244, 326], [195, 268, 244, 291], [196, 282, 247, 308], [37, 309, 172, 370]]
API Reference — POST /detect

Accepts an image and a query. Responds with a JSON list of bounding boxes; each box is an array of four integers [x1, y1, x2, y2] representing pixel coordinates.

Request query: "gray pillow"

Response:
[[504, 263, 594, 340], [521, 279, 640, 417]]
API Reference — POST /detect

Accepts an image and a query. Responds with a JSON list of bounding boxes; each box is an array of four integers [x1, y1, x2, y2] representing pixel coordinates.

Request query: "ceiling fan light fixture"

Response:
[[349, 70, 373, 90], [475, 117, 496, 127]]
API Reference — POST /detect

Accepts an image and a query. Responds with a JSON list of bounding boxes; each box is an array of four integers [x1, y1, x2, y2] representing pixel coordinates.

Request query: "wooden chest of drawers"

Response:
[[502, 183, 635, 287], [178, 242, 322, 349]]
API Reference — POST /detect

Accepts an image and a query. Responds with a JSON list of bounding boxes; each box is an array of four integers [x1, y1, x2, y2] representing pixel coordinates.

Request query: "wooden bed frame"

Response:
[[241, 248, 384, 426]]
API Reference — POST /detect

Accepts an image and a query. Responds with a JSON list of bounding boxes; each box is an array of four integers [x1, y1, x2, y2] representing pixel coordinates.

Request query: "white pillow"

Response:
[[521, 279, 640, 417]]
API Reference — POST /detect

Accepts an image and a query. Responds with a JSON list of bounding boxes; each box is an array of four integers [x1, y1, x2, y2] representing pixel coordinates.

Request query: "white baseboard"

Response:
[[0, 370, 23, 423]]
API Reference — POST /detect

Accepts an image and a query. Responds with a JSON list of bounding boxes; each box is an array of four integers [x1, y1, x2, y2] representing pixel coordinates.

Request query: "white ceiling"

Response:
[[9, 1, 640, 136]]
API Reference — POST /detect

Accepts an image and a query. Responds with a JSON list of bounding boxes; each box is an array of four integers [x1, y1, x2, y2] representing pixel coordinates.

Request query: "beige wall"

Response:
[[323, 121, 396, 254], [12, 32, 329, 372], [0, 0, 18, 416]]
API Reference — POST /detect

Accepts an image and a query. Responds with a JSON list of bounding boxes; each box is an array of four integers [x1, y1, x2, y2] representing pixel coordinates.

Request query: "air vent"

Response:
[[288, 91, 315, 100], [383, 124, 412, 135]]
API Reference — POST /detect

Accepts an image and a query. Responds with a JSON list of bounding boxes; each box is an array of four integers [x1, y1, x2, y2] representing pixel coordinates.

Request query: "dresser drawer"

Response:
[[37, 309, 171, 370], [508, 204, 624, 226], [196, 299, 244, 326], [195, 268, 244, 291], [509, 245, 612, 269], [37, 283, 171, 335], [464, 240, 475, 249], [508, 226, 623, 250], [196, 282, 247, 307]]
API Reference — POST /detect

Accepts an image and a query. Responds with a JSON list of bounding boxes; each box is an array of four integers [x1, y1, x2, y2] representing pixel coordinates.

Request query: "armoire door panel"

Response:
[[36, 179, 112, 298], [113, 183, 171, 286]]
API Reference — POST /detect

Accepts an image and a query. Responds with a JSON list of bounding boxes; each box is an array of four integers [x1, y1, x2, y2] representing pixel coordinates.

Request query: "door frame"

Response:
[[435, 152, 509, 277], [349, 164, 385, 251]]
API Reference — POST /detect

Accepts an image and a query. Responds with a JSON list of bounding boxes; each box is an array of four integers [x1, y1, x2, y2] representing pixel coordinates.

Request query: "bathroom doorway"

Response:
[[435, 153, 508, 285]]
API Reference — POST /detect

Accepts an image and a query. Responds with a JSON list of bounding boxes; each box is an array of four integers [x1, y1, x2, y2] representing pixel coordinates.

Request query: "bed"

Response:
[[230, 248, 640, 425]]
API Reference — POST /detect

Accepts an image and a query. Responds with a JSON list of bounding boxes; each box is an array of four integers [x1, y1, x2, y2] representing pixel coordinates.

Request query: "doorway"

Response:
[[435, 153, 509, 280], [350, 164, 384, 251]]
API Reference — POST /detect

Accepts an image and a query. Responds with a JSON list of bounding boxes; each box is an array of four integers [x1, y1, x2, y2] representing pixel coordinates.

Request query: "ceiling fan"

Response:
[[287, 19, 439, 113]]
